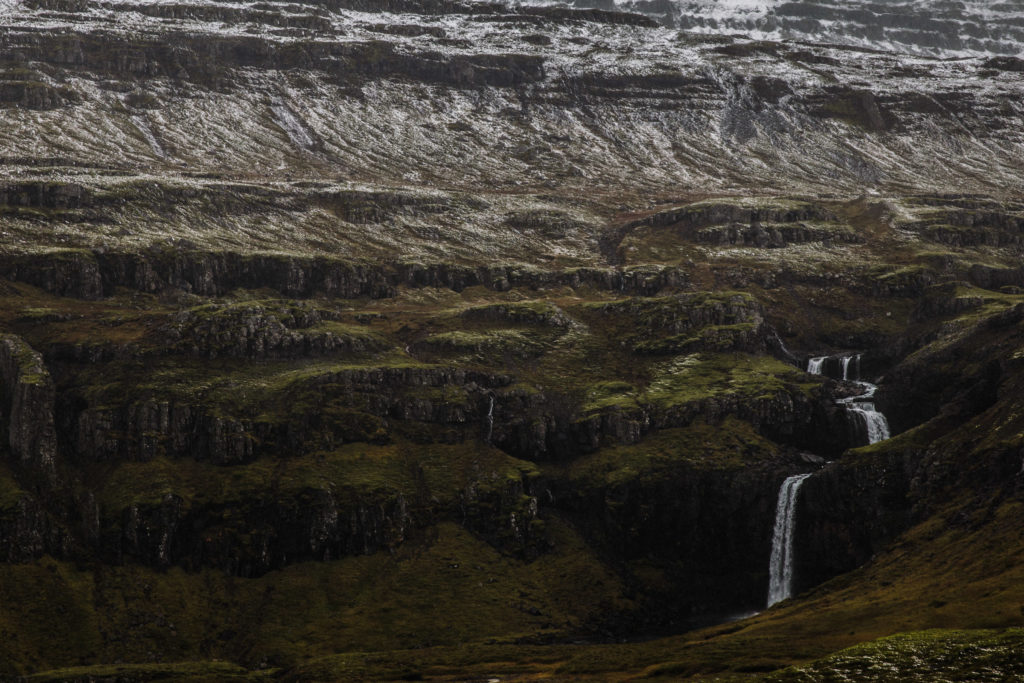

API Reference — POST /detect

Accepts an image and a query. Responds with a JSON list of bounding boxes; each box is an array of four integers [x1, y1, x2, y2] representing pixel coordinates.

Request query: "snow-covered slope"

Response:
[[0, 0, 1021, 261], [549, 0, 1024, 58]]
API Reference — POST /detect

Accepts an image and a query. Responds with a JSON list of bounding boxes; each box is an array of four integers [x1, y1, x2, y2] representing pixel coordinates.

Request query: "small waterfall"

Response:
[[807, 356, 827, 375], [767, 473, 812, 607], [807, 353, 890, 446], [485, 395, 494, 444], [839, 382, 891, 445]]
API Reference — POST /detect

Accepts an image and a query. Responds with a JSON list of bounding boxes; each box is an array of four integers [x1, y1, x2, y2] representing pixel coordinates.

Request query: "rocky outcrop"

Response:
[[73, 402, 261, 465], [0, 250, 693, 300], [0, 335, 58, 485], [67, 367, 513, 464], [459, 473, 543, 559], [633, 322, 768, 355], [493, 384, 850, 462], [108, 487, 412, 576], [695, 223, 864, 248], [796, 450, 916, 594], [166, 302, 387, 359], [0, 493, 71, 562]]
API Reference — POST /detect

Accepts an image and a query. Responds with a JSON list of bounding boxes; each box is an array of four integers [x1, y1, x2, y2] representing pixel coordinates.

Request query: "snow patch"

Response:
[[271, 101, 316, 150], [131, 115, 167, 159]]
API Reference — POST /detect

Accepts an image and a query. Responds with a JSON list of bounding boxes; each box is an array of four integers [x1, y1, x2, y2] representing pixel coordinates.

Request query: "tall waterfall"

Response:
[[485, 395, 494, 444], [767, 473, 812, 607]]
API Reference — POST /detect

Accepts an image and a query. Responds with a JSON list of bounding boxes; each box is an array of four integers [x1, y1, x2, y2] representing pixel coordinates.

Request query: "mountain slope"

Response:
[[0, 0, 1022, 680]]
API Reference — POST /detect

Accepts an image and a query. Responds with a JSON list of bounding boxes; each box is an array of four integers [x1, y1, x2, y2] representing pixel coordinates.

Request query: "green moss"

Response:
[[420, 329, 544, 357], [643, 353, 814, 407], [766, 629, 1024, 681], [459, 299, 568, 326], [0, 520, 620, 675], [565, 417, 780, 486], [583, 380, 640, 411], [633, 322, 760, 355], [95, 440, 538, 514]]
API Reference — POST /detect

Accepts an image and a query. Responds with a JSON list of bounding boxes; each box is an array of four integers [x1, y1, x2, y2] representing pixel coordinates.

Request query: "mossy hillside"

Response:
[[765, 628, 1024, 681], [23, 661, 267, 682], [905, 284, 1024, 362], [0, 559, 102, 676], [93, 440, 539, 514], [642, 353, 818, 408], [168, 299, 391, 357], [633, 322, 763, 355], [415, 328, 548, 360], [0, 520, 628, 676], [52, 290, 820, 467], [753, 281, 915, 353], [620, 218, 862, 264], [458, 299, 573, 327], [577, 292, 762, 337], [561, 417, 784, 488], [69, 351, 438, 413], [539, 500, 1024, 681], [0, 281, 170, 355], [270, 490, 1024, 681]]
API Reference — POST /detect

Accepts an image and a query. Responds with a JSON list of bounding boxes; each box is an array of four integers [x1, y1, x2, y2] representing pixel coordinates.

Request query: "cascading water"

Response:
[[840, 355, 853, 380], [838, 381, 890, 444], [767, 473, 812, 607], [805, 353, 890, 445], [485, 395, 494, 444]]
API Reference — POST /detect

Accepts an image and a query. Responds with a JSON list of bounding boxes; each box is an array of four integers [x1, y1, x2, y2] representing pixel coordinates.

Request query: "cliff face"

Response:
[[0, 334, 57, 485]]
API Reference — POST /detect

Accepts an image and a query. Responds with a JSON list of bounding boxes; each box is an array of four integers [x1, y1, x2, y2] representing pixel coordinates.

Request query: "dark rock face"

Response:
[[558, 461, 813, 620], [0, 334, 58, 485], [112, 489, 414, 575], [0, 249, 699, 301], [796, 451, 915, 593], [0, 495, 71, 562]]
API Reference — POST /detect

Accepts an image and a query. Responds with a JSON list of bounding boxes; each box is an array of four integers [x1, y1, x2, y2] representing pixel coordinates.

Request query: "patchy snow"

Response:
[[131, 115, 167, 159], [517, 0, 1024, 58], [270, 101, 316, 151]]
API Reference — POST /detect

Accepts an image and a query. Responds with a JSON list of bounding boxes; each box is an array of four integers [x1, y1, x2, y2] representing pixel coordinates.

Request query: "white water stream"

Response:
[[767, 473, 812, 607], [807, 354, 890, 445]]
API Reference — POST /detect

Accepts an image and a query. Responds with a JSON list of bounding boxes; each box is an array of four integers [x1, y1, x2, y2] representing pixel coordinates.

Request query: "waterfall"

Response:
[[807, 353, 890, 446], [807, 356, 827, 375], [485, 395, 494, 444], [767, 473, 812, 607], [839, 382, 891, 445], [847, 402, 890, 443]]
